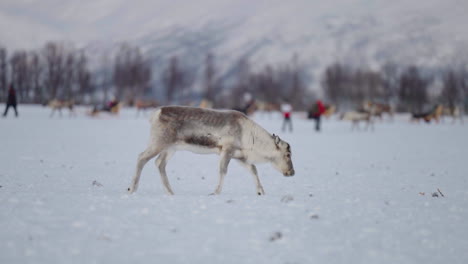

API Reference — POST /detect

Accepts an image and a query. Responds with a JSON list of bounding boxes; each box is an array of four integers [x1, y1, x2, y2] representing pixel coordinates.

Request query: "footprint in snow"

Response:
[[92, 180, 103, 187]]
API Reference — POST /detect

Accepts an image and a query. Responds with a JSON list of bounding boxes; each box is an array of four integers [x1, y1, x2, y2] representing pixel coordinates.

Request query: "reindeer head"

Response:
[[271, 134, 295, 177]]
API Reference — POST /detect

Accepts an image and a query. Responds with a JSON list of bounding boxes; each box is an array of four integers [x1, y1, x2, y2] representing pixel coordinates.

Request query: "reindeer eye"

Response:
[[286, 153, 291, 158]]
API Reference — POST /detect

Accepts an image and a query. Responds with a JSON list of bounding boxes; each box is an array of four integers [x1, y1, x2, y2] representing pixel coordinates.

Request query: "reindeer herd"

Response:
[[339, 101, 464, 130], [44, 98, 464, 127]]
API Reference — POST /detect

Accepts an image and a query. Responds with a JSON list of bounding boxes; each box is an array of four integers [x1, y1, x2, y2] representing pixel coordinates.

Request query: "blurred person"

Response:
[[106, 97, 119, 112], [3, 84, 18, 117], [309, 100, 326, 131], [281, 101, 293, 132], [91, 97, 120, 115]]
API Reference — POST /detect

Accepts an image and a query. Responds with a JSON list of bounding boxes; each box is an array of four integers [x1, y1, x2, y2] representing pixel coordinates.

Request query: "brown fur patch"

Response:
[[184, 135, 218, 148]]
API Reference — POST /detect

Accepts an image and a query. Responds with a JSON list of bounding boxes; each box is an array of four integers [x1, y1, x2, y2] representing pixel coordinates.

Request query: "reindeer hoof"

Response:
[[257, 187, 265, 196]]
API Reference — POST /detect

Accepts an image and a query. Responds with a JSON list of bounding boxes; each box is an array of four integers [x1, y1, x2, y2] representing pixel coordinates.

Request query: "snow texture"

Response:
[[1, 105, 468, 264]]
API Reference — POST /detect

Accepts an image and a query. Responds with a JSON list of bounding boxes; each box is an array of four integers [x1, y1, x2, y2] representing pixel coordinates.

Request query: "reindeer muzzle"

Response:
[[284, 169, 295, 177]]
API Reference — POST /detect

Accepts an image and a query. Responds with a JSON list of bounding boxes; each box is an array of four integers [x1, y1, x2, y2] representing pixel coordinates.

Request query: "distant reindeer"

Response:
[[198, 99, 213, 109], [89, 99, 121, 116], [128, 106, 295, 195], [135, 99, 159, 117], [323, 104, 336, 119], [411, 105, 443, 123], [362, 101, 393, 120], [48, 99, 75, 117], [441, 105, 464, 124], [255, 101, 280, 119], [340, 111, 374, 130]]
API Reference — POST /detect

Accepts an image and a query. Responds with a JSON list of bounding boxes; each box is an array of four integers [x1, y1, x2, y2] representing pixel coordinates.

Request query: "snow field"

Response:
[[1, 105, 468, 264]]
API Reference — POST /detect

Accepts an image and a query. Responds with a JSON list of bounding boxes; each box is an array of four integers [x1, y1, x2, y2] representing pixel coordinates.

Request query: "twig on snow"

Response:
[[437, 188, 445, 197]]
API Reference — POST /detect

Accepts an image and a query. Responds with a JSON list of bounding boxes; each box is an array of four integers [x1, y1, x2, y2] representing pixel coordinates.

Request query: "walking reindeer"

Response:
[[128, 106, 295, 195]]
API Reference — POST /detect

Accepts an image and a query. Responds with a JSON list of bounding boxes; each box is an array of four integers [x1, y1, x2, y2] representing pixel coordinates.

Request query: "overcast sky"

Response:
[[1, 0, 467, 51]]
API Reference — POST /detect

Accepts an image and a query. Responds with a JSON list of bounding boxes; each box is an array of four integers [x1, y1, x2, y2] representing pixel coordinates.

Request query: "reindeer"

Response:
[[411, 105, 443, 123], [48, 99, 75, 117], [127, 106, 295, 195], [340, 111, 374, 130], [323, 104, 336, 119], [441, 105, 464, 124], [362, 101, 394, 120], [135, 99, 159, 117], [255, 101, 280, 119]]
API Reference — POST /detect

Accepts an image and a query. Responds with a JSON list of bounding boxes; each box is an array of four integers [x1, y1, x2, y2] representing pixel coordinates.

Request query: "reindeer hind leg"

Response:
[[155, 149, 175, 195], [212, 150, 233, 195]]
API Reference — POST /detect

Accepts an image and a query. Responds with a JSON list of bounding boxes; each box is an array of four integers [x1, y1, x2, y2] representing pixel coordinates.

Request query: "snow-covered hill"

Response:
[[2, 0, 468, 89]]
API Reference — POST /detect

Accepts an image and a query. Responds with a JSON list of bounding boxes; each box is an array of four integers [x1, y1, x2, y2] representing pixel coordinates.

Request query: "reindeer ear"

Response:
[[272, 134, 281, 145]]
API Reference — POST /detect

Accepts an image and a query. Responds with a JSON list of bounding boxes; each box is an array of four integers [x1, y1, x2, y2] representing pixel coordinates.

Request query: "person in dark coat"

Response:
[[3, 84, 18, 117], [309, 100, 326, 131]]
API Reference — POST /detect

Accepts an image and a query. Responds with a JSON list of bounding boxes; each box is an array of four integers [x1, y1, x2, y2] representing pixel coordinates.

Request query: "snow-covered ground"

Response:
[[1, 105, 467, 264]]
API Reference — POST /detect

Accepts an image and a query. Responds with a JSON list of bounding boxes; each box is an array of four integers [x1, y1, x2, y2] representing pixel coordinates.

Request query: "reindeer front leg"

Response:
[[238, 160, 265, 195], [213, 150, 232, 195]]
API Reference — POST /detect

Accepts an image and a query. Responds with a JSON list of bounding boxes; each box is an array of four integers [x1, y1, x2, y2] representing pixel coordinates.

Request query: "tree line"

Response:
[[1, 41, 467, 112], [0, 42, 153, 105], [322, 62, 468, 112], [0, 42, 310, 109]]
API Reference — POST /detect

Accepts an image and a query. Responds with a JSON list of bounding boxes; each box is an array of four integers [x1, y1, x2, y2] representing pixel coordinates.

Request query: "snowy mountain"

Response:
[[2, 0, 468, 90]]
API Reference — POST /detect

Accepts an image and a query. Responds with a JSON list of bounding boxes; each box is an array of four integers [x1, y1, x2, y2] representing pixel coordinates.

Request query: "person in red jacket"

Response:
[[310, 100, 326, 131], [281, 101, 293, 132], [3, 84, 18, 117]]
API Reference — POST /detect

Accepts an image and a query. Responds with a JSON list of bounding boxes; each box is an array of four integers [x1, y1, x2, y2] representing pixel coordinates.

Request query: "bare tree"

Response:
[[349, 69, 366, 104], [162, 56, 193, 104], [441, 69, 463, 109], [99, 53, 112, 103], [361, 70, 383, 101], [113, 44, 152, 104], [323, 63, 384, 109], [381, 62, 400, 104], [76, 51, 93, 104], [250, 65, 278, 104], [260, 65, 278, 103], [63, 52, 76, 100], [322, 63, 352, 108], [10, 51, 30, 102], [29, 51, 43, 103], [113, 45, 129, 101], [0, 47, 7, 101], [230, 57, 252, 108], [289, 55, 307, 109], [43, 42, 65, 101], [131, 53, 152, 101], [203, 53, 216, 102], [399, 66, 430, 112]]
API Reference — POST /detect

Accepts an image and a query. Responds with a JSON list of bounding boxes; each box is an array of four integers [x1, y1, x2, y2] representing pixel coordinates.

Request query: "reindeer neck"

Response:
[[243, 120, 277, 161]]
